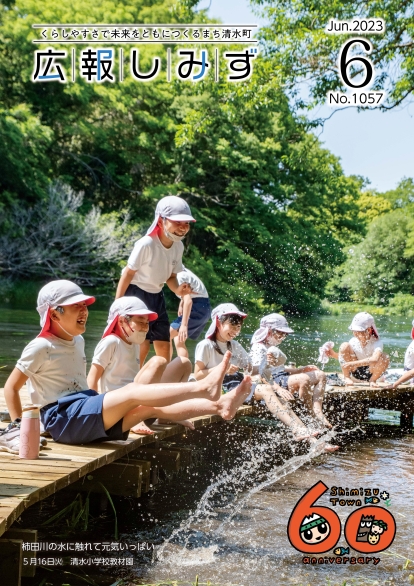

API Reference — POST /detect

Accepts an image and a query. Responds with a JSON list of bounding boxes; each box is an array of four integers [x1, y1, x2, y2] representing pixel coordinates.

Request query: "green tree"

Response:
[[251, 0, 414, 110]]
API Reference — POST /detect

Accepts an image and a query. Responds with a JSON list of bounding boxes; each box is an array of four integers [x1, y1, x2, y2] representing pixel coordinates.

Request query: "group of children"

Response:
[[1, 195, 413, 454]]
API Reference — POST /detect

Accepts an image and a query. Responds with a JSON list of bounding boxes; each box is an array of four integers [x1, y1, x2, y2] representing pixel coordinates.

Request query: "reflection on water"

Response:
[[0, 307, 413, 386]]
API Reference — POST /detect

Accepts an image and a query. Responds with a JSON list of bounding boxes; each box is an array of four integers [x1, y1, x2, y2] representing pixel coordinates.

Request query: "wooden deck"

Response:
[[0, 379, 413, 539], [0, 386, 253, 538]]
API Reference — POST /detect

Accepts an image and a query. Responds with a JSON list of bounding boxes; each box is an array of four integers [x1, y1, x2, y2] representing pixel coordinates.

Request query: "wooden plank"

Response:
[[69, 461, 143, 498]]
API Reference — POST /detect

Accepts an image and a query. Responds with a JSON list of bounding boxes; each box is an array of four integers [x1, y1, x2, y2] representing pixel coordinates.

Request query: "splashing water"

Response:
[[154, 426, 338, 566]]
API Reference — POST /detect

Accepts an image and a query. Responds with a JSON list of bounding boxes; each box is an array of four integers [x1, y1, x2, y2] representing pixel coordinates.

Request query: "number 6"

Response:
[[339, 39, 374, 89], [287, 481, 341, 553]]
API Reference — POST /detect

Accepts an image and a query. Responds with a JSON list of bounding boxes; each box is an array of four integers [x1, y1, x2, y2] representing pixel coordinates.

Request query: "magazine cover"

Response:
[[0, 0, 413, 585]]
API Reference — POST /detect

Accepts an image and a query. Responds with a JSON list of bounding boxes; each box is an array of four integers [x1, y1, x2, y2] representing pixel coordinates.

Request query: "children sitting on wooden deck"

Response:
[[87, 296, 193, 434], [384, 319, 414, 389], [326, 312, 389, 387], [1, 280, 252, 450], [194, 304, 338, 450], [250, 313, 333, 430]]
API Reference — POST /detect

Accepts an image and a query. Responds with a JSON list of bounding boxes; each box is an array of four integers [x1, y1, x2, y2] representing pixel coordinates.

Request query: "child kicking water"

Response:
[[194, 304, 337, 450], [250, 313, 336, 438], [0, 280, 252, 451], [88, 296, 193, 434]]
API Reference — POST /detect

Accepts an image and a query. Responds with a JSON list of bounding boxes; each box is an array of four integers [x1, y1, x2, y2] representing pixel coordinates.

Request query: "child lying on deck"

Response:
[[250, 313, 333, 430], [87, 296, 194, 434], [326, 312, 389, 388], [0, 280, 251, 452], [194, 304, 338, 451]]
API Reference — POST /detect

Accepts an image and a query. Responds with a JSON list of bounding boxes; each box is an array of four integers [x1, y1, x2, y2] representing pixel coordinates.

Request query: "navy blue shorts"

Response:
[[40, 390, 129, 445], [351, 365, 372, 381], [125, 284, 170, 342], [170, 298, 211, 340], [272, 371, 290, 389]]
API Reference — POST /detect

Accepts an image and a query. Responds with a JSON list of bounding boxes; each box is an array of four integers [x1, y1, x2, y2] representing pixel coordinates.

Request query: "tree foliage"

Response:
[[252, 0, 414, 110], [0, 0, 366, 313]]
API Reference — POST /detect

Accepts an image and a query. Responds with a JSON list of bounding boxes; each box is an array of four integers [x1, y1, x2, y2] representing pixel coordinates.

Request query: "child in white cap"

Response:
[[1, 280, 254, 448], [115, 195, 196, 366], [169, 267, 211, 359], [88, 296, 193, 434], [327, 312, 389, 387], [250, 313, 333, 430], [195, 305, 335, 447], [384, 319, 414, 389]]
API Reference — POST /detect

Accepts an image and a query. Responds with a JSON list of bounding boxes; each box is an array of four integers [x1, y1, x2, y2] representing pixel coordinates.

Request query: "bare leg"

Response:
[[169, 327, 178, 360], [339, 342, 359, 385], [369, 352, 390, 385], [122, 376, 253, 432], [254, 384, 319, 441], [161, 357, 192, 383], [102, 351, 232, 430], [174, 336, 189, 359], [139, 339, 150, 367], [155, 357, 193, 428], [287, 374, 314, 413], [302, 370, 332, 428], [130, 356, 169, 434], [153, 340, 171, 363]]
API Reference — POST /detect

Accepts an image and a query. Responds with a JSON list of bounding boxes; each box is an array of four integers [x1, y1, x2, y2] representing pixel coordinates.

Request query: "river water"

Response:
[[1, 307, 413, 585]]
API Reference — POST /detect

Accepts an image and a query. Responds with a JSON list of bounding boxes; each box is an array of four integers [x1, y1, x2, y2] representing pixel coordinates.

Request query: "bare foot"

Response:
[[291, 427, 320, 442], [314, 413, 333, 429], [344, 377, 354, 386], [155, 418, 195, 430], [216, 376, 252, 420], [369, 381, 383, 388], [130, 421, 155, 435], [323, 443, 340, 453], [308, 438, 339, 453], [196, 350, 232, 402]]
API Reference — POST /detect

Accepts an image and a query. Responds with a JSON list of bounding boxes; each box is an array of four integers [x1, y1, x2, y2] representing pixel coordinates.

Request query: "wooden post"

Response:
[[400, 406, 413, 433], [2, 529, 37, 578], [68, 461, 143, 497], [0, 539, 22, 586]]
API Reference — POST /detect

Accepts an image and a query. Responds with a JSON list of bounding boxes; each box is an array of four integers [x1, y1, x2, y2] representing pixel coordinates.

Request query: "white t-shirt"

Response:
[[92, 335, 140, 394], [126, 233, 184, 294], [404, 340, 414, 370], [16, 334, 88, 407], [176, 268, 209, 299], [195, 338, 249, 370], [349, 337, 383, 360], [250, 342, 287, 379]]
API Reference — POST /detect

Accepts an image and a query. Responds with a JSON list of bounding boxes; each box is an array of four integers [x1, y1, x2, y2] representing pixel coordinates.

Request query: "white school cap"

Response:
[[348, 312, 378, 336], [36, 280, 95, 338], [251, 313, 294, 344], [411, 319, 414, 340], [146, 196, 196, 236], [205, 303, 247, 339], [103, 296, 158, 338]]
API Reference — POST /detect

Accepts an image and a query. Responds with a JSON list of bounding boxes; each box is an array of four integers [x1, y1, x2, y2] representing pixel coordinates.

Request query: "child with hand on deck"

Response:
[[384, 319, 414, 389], [0, 280, 253, 451], [250, 313, 334, 432], [169, 267, 211, 359], [115, 196, 196, 366], [326, 312, 389, 388], [87, 296, 193, 435], [195, 305, 336, 449]]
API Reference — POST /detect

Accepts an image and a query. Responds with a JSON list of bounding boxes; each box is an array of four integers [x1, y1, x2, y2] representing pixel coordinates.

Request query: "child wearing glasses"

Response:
[[250, 313, 333, 431], [194, 305, 336, 448]]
